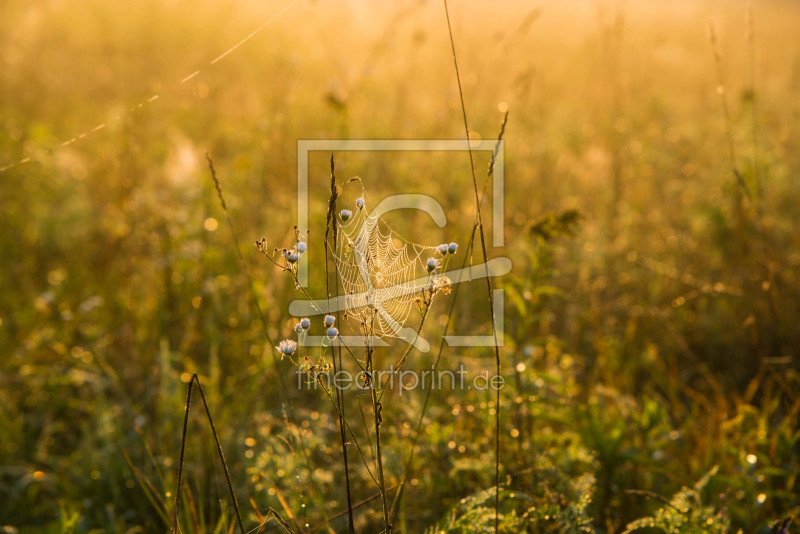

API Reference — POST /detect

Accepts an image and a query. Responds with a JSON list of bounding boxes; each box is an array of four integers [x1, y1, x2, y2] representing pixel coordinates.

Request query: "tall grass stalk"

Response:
[[206, 153, 293, 406], [319, 166, 393, 532], [746, 1, 762, 213], [388, 230, 476, 524], [707, 23, 751, 202], [172, 374, 244, 534], [443, 1, 503, 531], [207, 153, 334, 530], [323, 155, 356, 533], [385, 109, 507, 526], [356, 223, 392, 532]]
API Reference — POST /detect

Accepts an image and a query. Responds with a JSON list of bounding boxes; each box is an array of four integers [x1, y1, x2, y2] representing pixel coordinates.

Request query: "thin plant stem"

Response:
[[206, 154, 332, 528], [307, 485, 400, 532], [623, 489, 686, 514], [172, 373, 193, 533], [336, 182, 392, 532], [195, 377, 245, 534], [323, 155, 356, 533], [388, 229, 477, 524], [362, 283, 391, 531], [375, 302, 432, 404], [122, 451, 168, 524], [314, 375, 380, 487], [264, 507, 297, 533], [443, 2, 503, 531], [206, 153, 277, 347], [358, 400, 376, 461], [261, 249, 366, 375], [746, 2, 761, 213], [368, 339, 391, 532], [172, 374, 245, 534], [479, 111, 508, 207], [707, 24, 751, 200]]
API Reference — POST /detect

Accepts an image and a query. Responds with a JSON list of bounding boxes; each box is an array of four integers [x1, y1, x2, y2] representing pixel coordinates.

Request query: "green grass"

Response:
[[1, 0, 799, 532]]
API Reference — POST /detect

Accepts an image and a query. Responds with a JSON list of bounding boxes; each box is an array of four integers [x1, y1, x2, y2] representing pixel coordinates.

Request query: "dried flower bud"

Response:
[[276, 339, 297, 359], [284, 250, 300, 263]]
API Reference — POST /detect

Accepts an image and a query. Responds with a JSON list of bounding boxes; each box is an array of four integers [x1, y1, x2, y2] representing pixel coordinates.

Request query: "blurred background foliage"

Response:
[[1, 0, 799, 532]]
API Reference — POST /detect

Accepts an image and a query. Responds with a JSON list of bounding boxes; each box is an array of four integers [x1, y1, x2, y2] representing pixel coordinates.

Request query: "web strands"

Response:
[[0, 0, 298, 174], [334, 208, 435, 340]]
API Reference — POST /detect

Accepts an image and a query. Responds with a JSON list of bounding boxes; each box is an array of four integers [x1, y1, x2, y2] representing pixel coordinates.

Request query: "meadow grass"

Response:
[[1, 0, 799, 532]]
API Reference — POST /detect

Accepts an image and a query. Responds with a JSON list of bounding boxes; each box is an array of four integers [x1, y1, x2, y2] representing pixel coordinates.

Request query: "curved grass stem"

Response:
[[442, 2, 504, 531]]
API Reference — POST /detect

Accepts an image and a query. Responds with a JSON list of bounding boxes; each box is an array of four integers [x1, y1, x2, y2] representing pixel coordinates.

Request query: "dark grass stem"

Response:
[[479, 111, 508, 206], [388, 112, 507, 523], [362, 266, 391, 532], [308, 486, 399, 532], [323, 155, 357, 533], [206, 153, 299, 405], [443, 2, 503, 531], [173, 374, 245, 534], [206, 153, 274, 346], [263, 507, 296, 533], [329, 165, 391, 532], [375, 304, 433, 404], [368, 339, 391, 532], [254, 247, 378, 487], [388, 228, 477, 524], [206, 154, 331, 531], [314, 375, 379, 487]]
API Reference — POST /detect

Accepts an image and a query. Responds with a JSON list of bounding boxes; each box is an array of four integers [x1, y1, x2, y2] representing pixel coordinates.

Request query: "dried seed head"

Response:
[[324, 315, 336, 327], [433, 276, 453, 295], [300, 317, 311, 329], [326, 326, 339, 339], [448, 242, 458, 254], [437, 243, 449, 255], [284, 250, 300, 263], [340, 209, 352, 222], [356, 197, 365, 209], [276, 339, 298, 359]]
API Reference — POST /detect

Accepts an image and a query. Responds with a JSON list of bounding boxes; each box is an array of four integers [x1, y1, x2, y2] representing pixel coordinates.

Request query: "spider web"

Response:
[[332, 199, 443, 344]]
